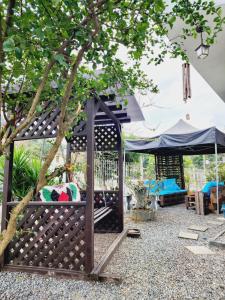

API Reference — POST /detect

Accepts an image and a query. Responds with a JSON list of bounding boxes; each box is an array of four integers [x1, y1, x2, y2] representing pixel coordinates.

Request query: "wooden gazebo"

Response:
[[0, 94, 143, 278]]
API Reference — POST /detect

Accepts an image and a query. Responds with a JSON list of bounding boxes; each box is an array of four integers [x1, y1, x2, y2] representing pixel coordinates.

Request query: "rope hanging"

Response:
[[182, 63, 191, 102]]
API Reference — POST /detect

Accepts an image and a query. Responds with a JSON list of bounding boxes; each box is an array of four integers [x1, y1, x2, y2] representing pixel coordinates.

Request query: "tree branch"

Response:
[[4, 0, 16, 37], [2, 59, 55, 150]]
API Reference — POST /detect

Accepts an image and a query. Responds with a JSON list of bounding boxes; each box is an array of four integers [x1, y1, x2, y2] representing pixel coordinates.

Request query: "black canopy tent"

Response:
[[125, 119, 225, 155], [125, 119, 225, 213]]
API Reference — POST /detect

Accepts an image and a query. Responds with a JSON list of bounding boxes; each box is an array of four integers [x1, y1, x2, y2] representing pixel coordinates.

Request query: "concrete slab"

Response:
[[207, 220, 224, 226], [188, 225, 208, 232], [185, 246, 214, 255], [178, 231, 198, 240]]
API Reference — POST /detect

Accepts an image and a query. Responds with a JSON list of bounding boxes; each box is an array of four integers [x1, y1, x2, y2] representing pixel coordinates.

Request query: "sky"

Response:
[[123, 56, 225, 138], [122, 0, 225, 138]]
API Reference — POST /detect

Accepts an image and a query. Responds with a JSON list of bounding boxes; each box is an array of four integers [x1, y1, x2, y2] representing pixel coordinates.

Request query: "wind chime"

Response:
[[182, 62, 191, 121]]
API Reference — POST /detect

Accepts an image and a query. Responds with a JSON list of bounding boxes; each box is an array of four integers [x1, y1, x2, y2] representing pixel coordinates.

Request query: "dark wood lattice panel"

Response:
[[94, 191, 119, 208], [15, 107, 60, 141], [155, 154, 185, 189], [14, 96, 129, 142], [70, 125, 119, 152], [80, 190, 119, 208], [5, 203, 87, 272]]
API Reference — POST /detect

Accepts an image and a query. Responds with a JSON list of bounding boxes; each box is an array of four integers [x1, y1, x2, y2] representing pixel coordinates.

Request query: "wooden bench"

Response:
[[159, 192, 186, 207], [94, 207, 113, 224]]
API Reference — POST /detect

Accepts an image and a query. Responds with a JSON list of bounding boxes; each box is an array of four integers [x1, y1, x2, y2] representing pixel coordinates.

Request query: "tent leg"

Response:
[[123, 148, 126, 212], [215, 143, 219, 215]]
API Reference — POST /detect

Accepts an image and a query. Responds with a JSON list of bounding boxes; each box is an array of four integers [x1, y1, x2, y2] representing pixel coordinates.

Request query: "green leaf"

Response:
[[3, 37, 15, 52], [36, 105, 42, 113], [154, 0, 165, 13], [52, 0, 61, 6], [54, 54, 68, 67], [168, 16, 176, 29], [15, 47, 22, 59]]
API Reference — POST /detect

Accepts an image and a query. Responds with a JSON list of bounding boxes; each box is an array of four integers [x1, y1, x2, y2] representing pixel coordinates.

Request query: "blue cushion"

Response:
[[144, 179, 155, 186], [163, 178, 176, 187], [163, 178, 180, 191], [201, 181, 224, 194], [145, 178, 186, 196]]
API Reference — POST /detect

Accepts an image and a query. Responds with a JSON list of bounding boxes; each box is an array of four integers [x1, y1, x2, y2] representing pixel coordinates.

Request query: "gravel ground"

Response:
[[94, 233, 118, 265], [217, 230, 225, 243], [1, 204, 225, 300]]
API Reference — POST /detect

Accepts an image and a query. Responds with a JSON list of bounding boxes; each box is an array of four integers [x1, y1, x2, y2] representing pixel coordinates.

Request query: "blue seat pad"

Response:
[[201, 181, 224, 194], [145, 178, 187, 196]]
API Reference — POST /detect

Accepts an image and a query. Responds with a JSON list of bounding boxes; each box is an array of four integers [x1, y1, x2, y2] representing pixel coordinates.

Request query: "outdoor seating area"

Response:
[[125, 120, 225, 213]]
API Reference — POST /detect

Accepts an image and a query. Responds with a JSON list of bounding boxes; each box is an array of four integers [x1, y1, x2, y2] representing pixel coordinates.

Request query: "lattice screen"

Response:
[[15, 107, 60, 141], [6, 203, 87, 272], [155, 154, 185, 189], [70, 125, 119, 152]]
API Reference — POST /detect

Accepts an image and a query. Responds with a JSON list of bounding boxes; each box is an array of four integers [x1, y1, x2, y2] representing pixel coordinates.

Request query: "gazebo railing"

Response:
[[5, 202, 87, 273], [3, 189, 120, 275]]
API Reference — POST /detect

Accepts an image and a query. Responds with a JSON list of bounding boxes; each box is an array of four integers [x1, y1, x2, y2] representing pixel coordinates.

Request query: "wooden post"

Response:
[[154, 155, 159, 180], [215, 143, 219, 215], [0, 142, 14, 268], [85, 99, 95, 273], [179, 155, 185, 189], [118, 127, 124, 232]]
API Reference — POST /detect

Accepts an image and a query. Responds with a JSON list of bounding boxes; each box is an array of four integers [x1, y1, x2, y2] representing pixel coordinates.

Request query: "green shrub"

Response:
[[206, 163, 225, 182], [0, 146, 42, 199]]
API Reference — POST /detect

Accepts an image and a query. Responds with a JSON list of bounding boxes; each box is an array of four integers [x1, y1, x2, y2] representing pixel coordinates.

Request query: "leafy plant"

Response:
[[0, 146, 43, 199], [127, 179, 148, 209], [184, 173, 191, 190], [206, 163, 225, 182]]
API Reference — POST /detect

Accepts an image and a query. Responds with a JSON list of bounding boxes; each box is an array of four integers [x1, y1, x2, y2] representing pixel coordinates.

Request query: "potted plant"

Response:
[[147, 179, 163, 211], [127, 179, 156, 222]]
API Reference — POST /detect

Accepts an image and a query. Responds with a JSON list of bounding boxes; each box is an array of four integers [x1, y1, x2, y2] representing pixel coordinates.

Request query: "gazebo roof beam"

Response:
[[94, 117, 130, 125], [95, 112, 127, 120], [95, 95, 120, 132]]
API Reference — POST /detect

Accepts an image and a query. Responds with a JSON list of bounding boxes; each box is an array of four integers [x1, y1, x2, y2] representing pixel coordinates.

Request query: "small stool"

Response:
[[185, 194, 196, 210]]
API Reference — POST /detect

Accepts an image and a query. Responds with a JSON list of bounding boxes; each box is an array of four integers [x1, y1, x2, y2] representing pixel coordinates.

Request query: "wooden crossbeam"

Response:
[[90, 229, 128, 279], [94, 117, 130, 125], [95, 94, 120, 131], [95, 112, 127, 120]]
